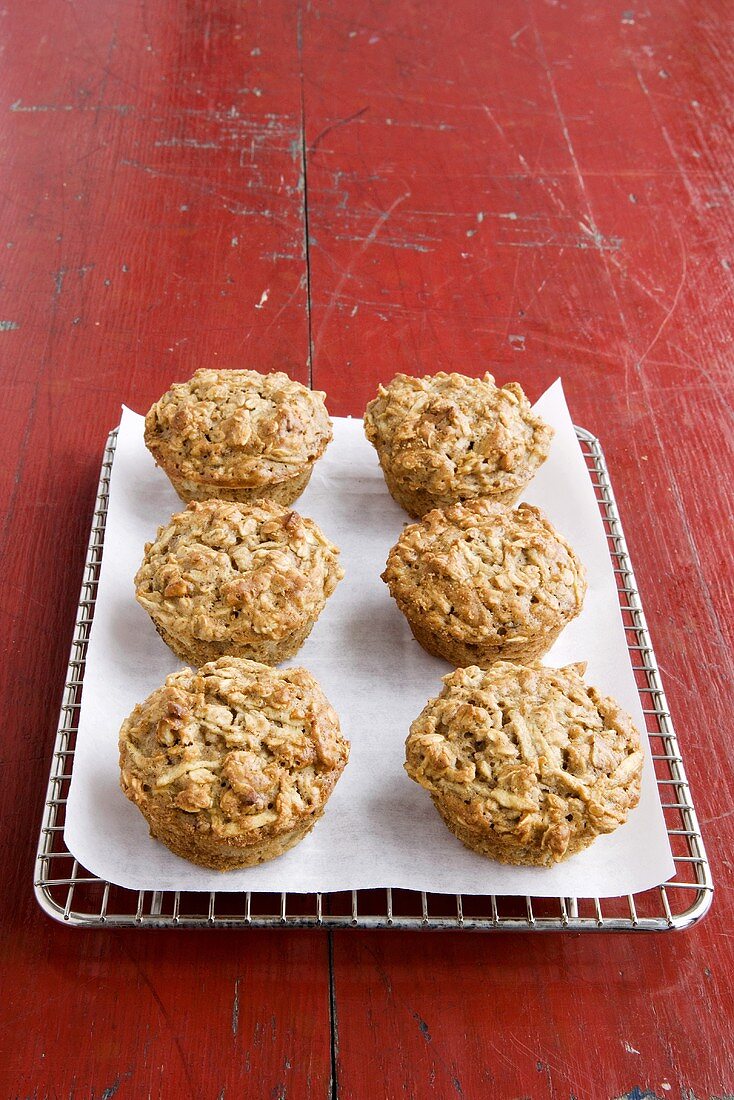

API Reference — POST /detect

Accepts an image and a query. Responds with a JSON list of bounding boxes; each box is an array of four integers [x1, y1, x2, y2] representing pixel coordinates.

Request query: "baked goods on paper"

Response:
[[64, 385, 675, 896], [364, 371, 553, 517], [383, 499, 586, 667], [119, 657, 349, 870], [405, 661, 643, 866], [134, 499, 343, 666], [144, 368, 332, 505]]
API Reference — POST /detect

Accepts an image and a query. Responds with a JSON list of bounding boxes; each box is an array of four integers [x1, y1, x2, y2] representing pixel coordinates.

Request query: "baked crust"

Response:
[[405, 661, 643, 866], [383, 500, 586, 666], [119, 657, 349, 870], [144, 369, 332, 504], [364, 372, 553, 517], [135, 499, 343, 666]]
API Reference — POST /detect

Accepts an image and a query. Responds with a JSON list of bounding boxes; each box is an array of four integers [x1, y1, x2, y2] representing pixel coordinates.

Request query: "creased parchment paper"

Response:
[[65, 380, 674, 896]]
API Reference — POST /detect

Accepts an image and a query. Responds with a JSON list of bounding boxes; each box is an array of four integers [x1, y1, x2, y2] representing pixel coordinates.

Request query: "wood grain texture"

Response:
[[1, 0, 732, 1096]]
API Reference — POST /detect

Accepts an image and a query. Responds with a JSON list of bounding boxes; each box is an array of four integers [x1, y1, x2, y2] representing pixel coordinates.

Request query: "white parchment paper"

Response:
[[65, 380, 674, 896]]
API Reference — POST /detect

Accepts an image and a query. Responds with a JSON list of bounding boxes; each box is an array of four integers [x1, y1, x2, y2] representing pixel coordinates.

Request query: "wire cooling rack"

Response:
[[34, 427, 713, 931]]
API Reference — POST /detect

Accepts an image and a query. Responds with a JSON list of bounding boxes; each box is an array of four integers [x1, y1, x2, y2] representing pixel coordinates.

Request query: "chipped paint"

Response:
[[412, 1013, 432, 1042], [336, 234, 432, 253], [232, 978, 240, 1037], [577, 219, 623, 250], [154, 137, 221, 149], [0, 320, 20, 331], [613, 1090, 668, 1100], [10, 99, 133, 113], [99, 1073, 132, 1100], [384, 117, 455, 131], [255, 289, 270, 309]]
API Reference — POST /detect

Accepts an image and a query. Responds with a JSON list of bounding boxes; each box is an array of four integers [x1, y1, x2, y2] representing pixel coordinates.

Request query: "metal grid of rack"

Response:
[[34, 427, 713, 931]]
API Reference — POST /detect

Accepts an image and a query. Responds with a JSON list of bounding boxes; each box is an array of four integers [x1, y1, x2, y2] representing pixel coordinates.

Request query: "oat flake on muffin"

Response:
[[144, 368, 332, 505], [135, 499, 343, 667], [364, 371, 553, 517], [119, 657, 349, 870], [405, 661, 643, 866], [383, 499, 586, 667]]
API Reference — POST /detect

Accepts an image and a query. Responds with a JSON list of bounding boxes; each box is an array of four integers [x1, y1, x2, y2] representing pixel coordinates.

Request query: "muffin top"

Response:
[[383, 500, 586, 649], [119, 657, 349, 838], [144, 369, 332, 488], [405, 662, 643, 862], [135, 499, 343, 645], [364, 372, 553, 505]]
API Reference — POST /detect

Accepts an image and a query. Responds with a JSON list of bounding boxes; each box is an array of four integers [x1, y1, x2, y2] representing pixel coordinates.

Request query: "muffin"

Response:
[[119, 657, 349, 870], [383, 500, 586, 667], [144, 368, 332, 505], [405, 661, 643, 866], [364, 372, 553, 517], [135, 499, 343, 666]]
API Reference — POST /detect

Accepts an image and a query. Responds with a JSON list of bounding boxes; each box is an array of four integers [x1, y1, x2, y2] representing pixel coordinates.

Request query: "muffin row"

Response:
[[144, 367, 554, 515], [133, 496, 586, 672], [120, 656, 643, 872], [119, 367, 643, 875]]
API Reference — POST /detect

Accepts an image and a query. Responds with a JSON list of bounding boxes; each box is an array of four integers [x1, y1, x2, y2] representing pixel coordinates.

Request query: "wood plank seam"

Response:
[[297, 2, 314, 388], [297, 12, 337, 1096], [328, 931, 340, 1099]]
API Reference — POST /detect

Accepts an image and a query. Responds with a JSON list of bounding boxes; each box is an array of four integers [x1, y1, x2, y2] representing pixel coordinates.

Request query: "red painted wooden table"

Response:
[[1, 1, 732, 1096]]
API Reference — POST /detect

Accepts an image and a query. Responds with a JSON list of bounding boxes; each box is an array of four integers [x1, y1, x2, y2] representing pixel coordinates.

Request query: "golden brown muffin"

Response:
[[364, 371, 553, 517], [135, 499, 343, 666], [405, 661, 643, 866], [119, 657, 349, 870], [383, 500, 586, 667], [144, 368, 332, 505]]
